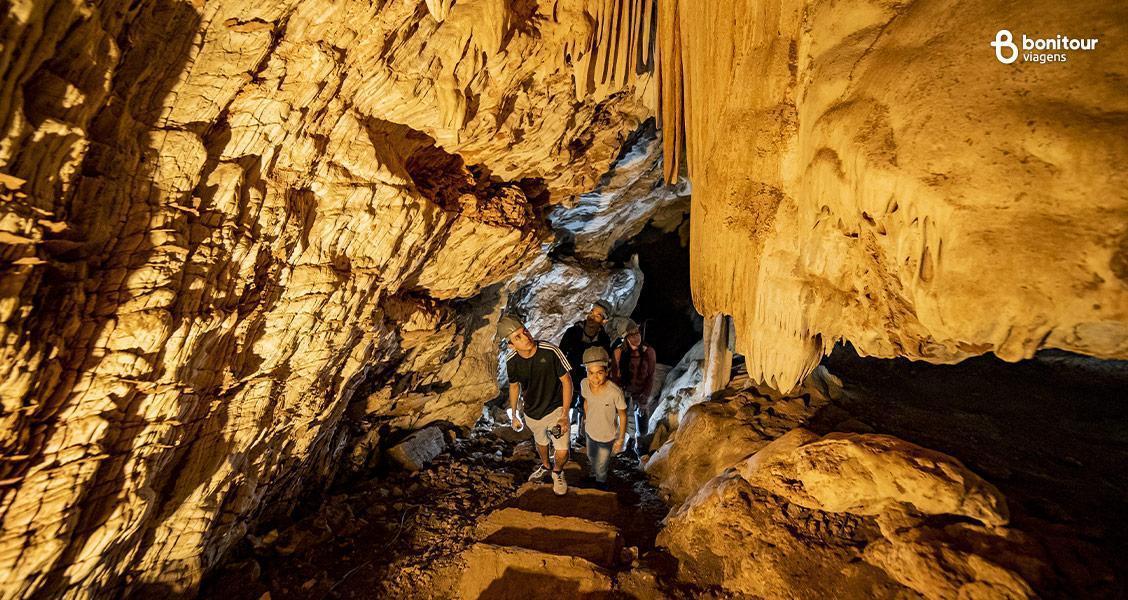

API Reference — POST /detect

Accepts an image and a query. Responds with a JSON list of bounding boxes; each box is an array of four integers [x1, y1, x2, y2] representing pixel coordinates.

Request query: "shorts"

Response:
[[525, 406, 568, 447]]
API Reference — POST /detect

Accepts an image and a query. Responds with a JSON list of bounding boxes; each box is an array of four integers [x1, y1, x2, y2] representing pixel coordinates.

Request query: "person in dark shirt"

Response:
[[499, 315, 573, 495], [611, 319, 656, 453], [558, 299, 612, 443]]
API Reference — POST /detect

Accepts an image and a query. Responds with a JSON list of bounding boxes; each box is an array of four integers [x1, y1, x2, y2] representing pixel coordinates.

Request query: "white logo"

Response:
[[992, 29, 1099, 64], [991, 29, 1019, 64]]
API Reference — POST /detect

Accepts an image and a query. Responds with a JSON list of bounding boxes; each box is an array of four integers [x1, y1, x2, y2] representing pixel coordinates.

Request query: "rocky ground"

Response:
[[199, 421, 672, 599], [199, 347, 1128, 600]]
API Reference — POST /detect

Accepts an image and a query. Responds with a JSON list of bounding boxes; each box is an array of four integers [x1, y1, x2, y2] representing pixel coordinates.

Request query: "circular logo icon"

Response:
[[992, 29, 1019, 64]]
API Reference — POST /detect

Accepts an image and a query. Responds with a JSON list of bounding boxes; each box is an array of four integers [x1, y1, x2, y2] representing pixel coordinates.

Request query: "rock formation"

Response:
[[657, 427, 1051, 599], [0, 1, 659, 596], [644, 371, 831, 505], [658, 0, 1128, 390], [506, 256, 643, 344], [548, 121, 690, 260]]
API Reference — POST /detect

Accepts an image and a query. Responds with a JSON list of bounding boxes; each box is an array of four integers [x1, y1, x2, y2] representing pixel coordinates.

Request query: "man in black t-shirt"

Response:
[[499, 315, 573, 496]]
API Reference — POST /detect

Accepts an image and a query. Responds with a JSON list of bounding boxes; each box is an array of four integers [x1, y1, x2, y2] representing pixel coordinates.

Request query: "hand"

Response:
[[557, 415, 570, 436], [612, 439, 623, 454], [512, 415, 524, 432]]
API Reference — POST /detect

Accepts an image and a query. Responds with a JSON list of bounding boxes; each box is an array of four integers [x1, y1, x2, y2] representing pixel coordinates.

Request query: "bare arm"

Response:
[[613, 407, 628, 452], [559, 374, 573, 420], [509, 383, 522, 428]]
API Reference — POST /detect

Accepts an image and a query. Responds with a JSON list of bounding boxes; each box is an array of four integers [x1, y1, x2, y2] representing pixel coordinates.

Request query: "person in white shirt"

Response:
[[578, 347, 627, 487]]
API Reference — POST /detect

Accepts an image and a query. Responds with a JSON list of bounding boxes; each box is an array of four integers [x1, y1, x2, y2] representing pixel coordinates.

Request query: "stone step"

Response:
[[457, 543, 613, 599], [509, 483, 622, 525], [475, 507, 622, 567]]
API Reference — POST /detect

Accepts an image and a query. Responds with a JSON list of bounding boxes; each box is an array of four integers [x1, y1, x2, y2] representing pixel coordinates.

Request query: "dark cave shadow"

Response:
[[478, 567, 613, 599], [819, 342, 1128, 599], [607, 225, 701, 364]]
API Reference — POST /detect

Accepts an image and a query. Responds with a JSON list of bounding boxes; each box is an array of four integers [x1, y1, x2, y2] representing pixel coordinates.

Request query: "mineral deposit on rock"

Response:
[[658, 0, 1128, 390]]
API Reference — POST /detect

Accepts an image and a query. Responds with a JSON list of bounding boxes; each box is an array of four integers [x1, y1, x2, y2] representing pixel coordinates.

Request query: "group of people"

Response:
[[498, 300, 657, 496]]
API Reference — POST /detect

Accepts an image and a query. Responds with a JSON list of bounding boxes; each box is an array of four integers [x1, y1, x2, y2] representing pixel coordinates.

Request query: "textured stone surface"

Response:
[[659, 471, 910, 599], [0, 1, 656, 595], [5, 0, 1125, 597], [456, 542, 613, 599], [644, 380, 828, 506], [864, 509, 1050, 600], [506, 256, 643, 348], [738, 430, 1010, 527], [387, 426, 446, 472], [474, 507, 621, 567], [659, 445, 1046, 599], [643, 339, 701, 436], [658, 0, 1128, 390], [549, 121, 690, 260]]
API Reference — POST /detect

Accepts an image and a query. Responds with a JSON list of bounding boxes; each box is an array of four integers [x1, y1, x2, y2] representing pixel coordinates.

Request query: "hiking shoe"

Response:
[[551, 470, 568, 496], [528, 464, 550, 482]]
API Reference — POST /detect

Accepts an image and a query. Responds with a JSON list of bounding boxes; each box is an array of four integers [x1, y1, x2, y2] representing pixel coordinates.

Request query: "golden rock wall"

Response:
[[0, 0, 655, 595], [659, 0, 1128, 390]]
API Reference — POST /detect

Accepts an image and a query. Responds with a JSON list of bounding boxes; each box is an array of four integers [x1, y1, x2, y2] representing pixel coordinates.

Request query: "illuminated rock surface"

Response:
[[1, 0, 1125, 597], [0, 1, 655, 595], [659, 0, 1128, 390]]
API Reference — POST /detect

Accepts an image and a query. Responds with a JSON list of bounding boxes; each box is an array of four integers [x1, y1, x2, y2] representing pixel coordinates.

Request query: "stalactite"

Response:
[[566, 0, 657, 107], [654, 0, 1127, 391]]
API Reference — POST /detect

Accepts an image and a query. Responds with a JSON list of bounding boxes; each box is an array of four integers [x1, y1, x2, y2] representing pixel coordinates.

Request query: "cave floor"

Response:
[[200, 423, 673, 599], [200, 348, 1128, 599]]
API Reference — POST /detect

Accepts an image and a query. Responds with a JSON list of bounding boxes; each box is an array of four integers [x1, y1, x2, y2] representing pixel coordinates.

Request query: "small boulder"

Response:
[[658, 472, 904, 599], [737, 432, 1009, 526], [646, 389, 825, 506], [388, 426, 446, 471]]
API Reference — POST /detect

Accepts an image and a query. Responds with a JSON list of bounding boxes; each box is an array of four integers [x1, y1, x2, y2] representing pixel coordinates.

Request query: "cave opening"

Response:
[[607, 223, 701, 365]]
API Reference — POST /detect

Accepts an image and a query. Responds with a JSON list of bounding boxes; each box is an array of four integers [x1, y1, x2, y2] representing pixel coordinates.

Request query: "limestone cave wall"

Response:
[[2, 0, 1126, 597], [659, 0, 1128, 390], [0, 0, 658, 596]]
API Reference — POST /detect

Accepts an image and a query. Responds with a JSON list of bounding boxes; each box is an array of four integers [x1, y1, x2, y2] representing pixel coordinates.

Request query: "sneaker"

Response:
[[551, 470, 568, 496], [528, 464, 550, 482]]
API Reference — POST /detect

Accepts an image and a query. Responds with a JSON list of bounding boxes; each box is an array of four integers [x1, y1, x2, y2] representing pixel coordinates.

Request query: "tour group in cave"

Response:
[[0, 0, 1125, 598]]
